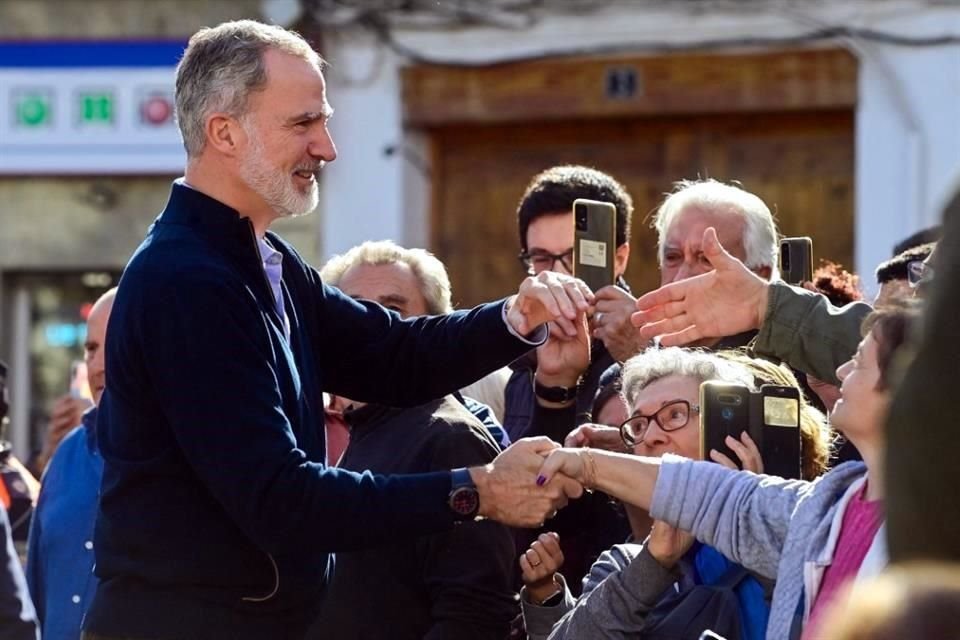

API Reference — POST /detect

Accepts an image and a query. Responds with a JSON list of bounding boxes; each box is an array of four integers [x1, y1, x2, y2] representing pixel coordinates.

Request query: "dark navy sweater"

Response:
[[85, 183, 537, 639]]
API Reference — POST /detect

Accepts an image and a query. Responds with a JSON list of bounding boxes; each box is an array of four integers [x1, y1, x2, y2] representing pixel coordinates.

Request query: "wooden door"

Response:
[[429, 110, 854, 307]]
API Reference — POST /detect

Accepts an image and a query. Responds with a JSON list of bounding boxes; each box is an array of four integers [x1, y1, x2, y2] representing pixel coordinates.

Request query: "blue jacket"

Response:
[[26, 408, 102, 640], [86, 182, 539, 639]]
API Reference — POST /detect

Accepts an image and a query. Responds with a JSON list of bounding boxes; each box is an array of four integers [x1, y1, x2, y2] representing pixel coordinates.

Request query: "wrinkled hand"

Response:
[[710, 431, 764, 474], [564, 424, 629, 453], [472, 437, 584, 527], [507, 272, 593, 338], [535, 316, 591, 390], [632, 228, 769, 346], [593, 286, 645, 362], [36, 394, 93, 473], [647, 520, 696, 569], [520, 532, 566, 604]]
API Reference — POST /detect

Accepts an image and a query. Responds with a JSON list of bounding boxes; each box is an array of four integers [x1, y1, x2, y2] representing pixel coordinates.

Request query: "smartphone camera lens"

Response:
[[575, 204, 588, 232], [721, 407, 735, 421], [780, 244, 791, 271]]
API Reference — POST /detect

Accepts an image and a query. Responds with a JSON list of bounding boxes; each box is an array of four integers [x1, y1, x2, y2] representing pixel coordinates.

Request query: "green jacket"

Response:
[[755, 282, 871, 385]]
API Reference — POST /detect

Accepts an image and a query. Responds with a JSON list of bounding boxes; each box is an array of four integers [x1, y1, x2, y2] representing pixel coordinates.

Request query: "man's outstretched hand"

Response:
[[507, 272, 593, 338], [470, 437, 584, 528], [631, 227, 770, 346]]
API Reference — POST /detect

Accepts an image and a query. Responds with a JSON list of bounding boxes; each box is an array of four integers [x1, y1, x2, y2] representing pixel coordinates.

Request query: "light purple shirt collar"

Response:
[[178, 178, 290, 339]]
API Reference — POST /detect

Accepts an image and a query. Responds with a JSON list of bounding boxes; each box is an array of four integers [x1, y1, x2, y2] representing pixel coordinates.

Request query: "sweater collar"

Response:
[[159, 180, 256, 248]]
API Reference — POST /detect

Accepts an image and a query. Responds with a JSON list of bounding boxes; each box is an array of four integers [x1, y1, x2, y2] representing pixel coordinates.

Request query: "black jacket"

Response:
[[310, 397, 517, 639]]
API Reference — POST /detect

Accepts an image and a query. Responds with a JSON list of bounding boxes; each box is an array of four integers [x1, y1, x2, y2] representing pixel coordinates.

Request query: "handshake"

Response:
[[468, 437, 590, 528]]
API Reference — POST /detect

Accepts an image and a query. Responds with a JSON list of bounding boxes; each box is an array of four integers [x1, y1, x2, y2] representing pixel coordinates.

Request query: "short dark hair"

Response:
[[875, 243, 935, 285], [893, 225, 941, 257], [862, 303, 918, 391], [517, 165, 633, 250]]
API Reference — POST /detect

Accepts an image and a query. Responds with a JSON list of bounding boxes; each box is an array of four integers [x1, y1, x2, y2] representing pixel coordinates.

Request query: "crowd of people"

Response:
[[0, 17, 956, 640]]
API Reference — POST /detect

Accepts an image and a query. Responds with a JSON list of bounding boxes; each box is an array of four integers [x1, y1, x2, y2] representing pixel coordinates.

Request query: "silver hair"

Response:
[[175, 20, 323, 157], [621, 347, 756, 408], [320, 240, 453, 316], [652, 178, 780, 277]]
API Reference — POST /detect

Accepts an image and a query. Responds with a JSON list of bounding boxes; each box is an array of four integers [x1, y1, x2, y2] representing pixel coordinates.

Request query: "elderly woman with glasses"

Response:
[[521, 347, 776, 640]]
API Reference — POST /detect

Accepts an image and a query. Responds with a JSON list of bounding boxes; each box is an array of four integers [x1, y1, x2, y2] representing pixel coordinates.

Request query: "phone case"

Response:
[[572, 199, 616, 293], [780, 237, 813, 285], [699, 382, 751, 467], [759, 385, 802, 480]]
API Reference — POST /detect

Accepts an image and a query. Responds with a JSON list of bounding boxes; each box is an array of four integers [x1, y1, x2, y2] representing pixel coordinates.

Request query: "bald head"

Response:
[[85, 288, 117, 405]]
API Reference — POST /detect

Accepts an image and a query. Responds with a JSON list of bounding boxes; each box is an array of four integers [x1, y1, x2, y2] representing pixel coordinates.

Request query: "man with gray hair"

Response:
[[319, 239, 509, 461], [309, 240, 517, 639], [596, 178, 780, 354], [85, 20, 590, 640]]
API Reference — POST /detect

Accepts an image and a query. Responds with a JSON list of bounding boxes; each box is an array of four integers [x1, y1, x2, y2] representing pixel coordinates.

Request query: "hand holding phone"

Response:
[[700, 381, 802, 479], [572, 198, 616, 293]]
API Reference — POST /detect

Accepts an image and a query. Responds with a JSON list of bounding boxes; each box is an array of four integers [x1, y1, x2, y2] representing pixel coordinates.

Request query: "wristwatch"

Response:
[[448, 468, 480, 521], [534, 379, 579, 404]]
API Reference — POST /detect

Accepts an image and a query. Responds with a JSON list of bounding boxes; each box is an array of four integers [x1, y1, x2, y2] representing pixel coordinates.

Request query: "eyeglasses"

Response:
[[518, 249, 574, 275], [619, 400, 700, 447], [907, 259, 934, 288]]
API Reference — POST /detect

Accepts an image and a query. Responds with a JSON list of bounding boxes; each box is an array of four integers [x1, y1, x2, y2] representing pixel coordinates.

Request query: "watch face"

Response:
[[449, 486, 479, 517]]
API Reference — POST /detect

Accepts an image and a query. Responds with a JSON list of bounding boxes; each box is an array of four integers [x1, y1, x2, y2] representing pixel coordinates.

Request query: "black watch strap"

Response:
[[534, 379, 579, 403]]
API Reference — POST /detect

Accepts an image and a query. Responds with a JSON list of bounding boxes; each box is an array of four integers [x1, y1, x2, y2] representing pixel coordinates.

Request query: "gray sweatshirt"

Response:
[[651, 456, 881, 640], [525, 457, 878, 640], [520, 542, 679, 640]]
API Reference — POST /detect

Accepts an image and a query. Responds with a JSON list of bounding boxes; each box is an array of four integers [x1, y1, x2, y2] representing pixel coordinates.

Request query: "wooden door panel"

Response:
[[430, 111, 854, 307]]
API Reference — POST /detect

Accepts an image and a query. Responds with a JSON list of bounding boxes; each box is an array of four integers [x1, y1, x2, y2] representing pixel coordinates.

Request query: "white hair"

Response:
[[621, 347, 756, 408], [320, 241, 453, 315], [652, 179, 780, 277], [175, 20, 323, 157]]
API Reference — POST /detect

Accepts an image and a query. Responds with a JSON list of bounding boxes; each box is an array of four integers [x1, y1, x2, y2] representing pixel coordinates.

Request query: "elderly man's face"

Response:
[[85, 293, 115, 405], [337, 262, 430, 319], [236, 49, 337, 219], [660, 207, 750, 286]]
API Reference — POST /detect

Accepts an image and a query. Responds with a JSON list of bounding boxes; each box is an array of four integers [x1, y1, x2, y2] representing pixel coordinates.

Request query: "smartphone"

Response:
[[780, 237, 813, 285], [699, 381, 752, 468], [759, 385, 802, 480], [572, 198, 616, 293]]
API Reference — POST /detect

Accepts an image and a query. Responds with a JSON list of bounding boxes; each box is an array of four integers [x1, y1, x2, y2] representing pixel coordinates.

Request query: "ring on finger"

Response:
[[595, 312, 605, 324]]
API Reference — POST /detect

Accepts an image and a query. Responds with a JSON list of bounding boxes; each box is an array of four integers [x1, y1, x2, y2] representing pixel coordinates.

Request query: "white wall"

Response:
[[320, 0, 960, 292]]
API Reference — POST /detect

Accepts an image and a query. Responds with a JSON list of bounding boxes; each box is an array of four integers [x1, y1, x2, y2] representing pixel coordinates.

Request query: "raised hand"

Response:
[[507, 272, 593, 338], [631, 227, 769, 347], [36, 393, 94, 473], [647, 520, 696, 569], [592, 285, 645, 362], [471, 437, 584, 527], [520, 532, 566, 605], [536, 316, 591, 390], [564, 423, 629, 453], [710, 431, 764, 474]]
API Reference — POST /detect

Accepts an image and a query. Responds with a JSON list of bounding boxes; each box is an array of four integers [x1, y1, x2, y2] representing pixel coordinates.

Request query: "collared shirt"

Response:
[[256, 236, 290, 339], [178, 178, 291, 339], [26, 407, 102, 640]]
